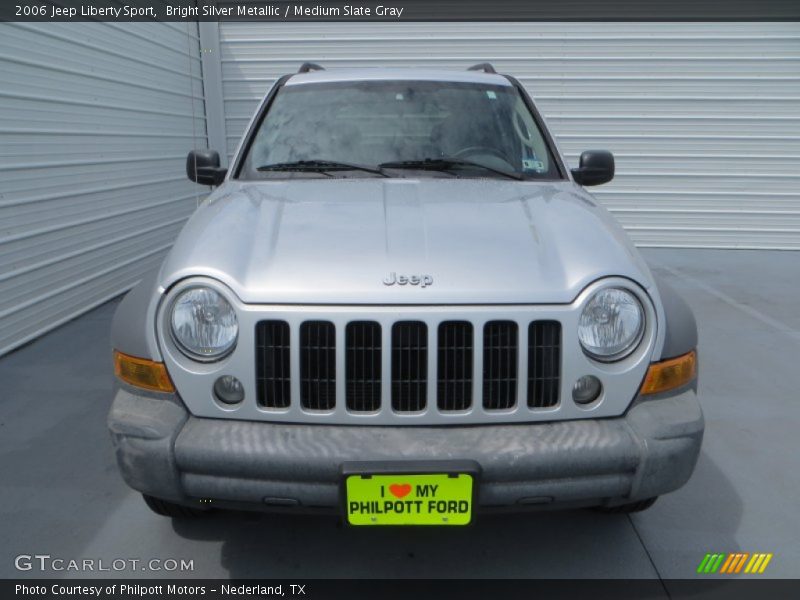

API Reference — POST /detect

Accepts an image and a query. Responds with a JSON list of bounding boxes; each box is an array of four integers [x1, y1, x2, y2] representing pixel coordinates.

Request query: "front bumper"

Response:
[[108, 387, 703, 512]]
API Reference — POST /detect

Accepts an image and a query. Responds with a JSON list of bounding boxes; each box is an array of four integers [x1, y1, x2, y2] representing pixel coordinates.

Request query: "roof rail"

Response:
[[298, 62, 325, 74], [467, 63, 497, 74]]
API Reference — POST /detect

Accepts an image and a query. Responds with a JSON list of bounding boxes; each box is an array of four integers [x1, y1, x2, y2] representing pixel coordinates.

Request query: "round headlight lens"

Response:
[[578, 287, 644, 361], [170, 287, 238, 360]]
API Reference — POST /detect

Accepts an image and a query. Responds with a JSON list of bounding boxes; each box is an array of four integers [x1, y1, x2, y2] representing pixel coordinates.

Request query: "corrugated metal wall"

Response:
[[216, 22, 800, 250], [0, 22, 207, 357]]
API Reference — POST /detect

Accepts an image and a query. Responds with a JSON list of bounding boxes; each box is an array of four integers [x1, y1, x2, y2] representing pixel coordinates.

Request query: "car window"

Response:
[[238, 80, 561, 179]]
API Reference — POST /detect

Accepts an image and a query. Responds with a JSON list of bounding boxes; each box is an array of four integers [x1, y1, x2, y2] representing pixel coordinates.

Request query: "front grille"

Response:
[[483, 321, 518, 410], [391, 321, 428, 412], [437, 321, 473, 411], [254, 317, 561, 418], [255, 320, 291, 408], [346, 321, 382, 412], [528, 321, 561, 408], [300, 321, 336, 410]]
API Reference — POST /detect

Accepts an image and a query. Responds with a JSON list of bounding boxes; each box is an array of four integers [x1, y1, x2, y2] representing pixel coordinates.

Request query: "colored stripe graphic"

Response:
[[759, 554, 773, 573], [745, 554, 758, 573], [720, 554, 736, 574], [723, 553, 748, 573], [745, 553, 774, 574], [699, 552, 773, 575], [734, 553, 750, 574], [704, 554, 725, 573], [697, 554, 713, 574]]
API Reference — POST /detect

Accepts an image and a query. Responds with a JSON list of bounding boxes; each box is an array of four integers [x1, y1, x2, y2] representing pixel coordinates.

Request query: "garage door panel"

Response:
[[0, 134, 196, 162], [0, 199, 194, 272], [0, 98, 204, 134], [528, 79, 800, 97], [0, 253, 166, 357], [537, 98, 800, 118], [626, 229, 800, 249], [596, 191, 800, 213], [0, 179, 198, 233], [558, 138, 800, 156], [1, 162, 191, 202], [547, 116, 799, 137], [0, 223, 184, 316], [616, 211, 800, 230], [222, 41, 800, 60], [0, 22, 207, 357], [2, 25, 203, 91], [604, 175, 799, 194], [0, 61, 205, 115]]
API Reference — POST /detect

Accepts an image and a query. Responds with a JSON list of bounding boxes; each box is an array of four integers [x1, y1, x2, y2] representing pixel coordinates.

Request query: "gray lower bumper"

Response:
[[108, 388, 703, 511]]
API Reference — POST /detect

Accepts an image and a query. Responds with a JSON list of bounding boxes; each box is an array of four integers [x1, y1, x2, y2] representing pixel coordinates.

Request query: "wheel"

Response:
[[142, 494, 208, 518], [597, 497, 658, 514]]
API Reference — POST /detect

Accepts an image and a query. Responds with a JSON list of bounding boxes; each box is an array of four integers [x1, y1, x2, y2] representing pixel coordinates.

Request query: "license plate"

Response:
[[345, 472, 474, 526]]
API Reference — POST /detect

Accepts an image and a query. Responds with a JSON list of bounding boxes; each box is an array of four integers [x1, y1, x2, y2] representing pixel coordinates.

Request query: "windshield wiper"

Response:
[[257, 159, 389, 177], [378, 158, 524, 181]]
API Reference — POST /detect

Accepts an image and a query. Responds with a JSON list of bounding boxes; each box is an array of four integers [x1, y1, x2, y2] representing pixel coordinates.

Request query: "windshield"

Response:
[[237, 80, 562, 180]]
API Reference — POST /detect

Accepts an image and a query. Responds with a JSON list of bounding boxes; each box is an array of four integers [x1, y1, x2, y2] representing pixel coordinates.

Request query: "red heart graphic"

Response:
[[389, 483, 412, 499]]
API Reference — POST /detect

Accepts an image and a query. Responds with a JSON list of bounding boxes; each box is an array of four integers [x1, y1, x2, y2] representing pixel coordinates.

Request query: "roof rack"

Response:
[[298, 62, 325, 74], [467, 63, 497, 74]]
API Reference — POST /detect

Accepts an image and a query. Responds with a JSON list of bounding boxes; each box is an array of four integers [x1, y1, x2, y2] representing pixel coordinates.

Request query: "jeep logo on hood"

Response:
[[383, 272, 434, 288]]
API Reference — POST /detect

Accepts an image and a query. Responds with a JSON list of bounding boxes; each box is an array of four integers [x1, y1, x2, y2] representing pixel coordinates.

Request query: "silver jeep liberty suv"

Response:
[[109, 63, 703, 524]]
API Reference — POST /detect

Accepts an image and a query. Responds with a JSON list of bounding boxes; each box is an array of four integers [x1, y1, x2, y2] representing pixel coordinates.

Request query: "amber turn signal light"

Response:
[[113, 350, 175, 393], [640, 350, 697, 396]]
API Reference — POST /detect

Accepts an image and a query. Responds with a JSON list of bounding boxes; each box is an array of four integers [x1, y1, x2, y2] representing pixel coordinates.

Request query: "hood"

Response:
[[159, 179, 654, 304]]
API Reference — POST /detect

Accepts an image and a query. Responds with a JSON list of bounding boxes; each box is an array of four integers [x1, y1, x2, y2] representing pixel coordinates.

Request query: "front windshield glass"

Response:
[[238, 79, 561, 179]]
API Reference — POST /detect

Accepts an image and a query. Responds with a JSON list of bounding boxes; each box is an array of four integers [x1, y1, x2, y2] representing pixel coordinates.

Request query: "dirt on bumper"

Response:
[[108, 387, 703, 511]]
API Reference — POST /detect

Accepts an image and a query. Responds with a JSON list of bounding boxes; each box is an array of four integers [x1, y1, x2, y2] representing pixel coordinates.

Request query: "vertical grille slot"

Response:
[[255, 320, 291, 408], [300, 321, 336, 410], [528, 321, 561, 408], [483, 321, 518, 410], [437, 321, 473, 411], [346, 321, 382, 412], [391, 321, 428, 412]]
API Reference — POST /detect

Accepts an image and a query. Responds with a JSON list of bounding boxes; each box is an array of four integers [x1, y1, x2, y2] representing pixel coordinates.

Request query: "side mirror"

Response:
[[571, 150, 614, 186], [186, 149, 227, 186]]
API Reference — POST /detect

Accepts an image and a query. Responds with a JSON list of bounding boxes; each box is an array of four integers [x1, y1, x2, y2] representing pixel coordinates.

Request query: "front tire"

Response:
[[598, 497, 658, 513], [142, 494, 207, 518]]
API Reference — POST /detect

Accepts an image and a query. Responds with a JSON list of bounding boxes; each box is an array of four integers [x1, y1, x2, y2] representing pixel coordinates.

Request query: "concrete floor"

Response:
[[1, 249, 798, 586]]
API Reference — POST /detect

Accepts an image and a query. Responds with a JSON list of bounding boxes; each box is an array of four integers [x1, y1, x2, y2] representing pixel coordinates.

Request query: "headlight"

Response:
[[578, 287, 644, 361], [170, 286, 238, 360]]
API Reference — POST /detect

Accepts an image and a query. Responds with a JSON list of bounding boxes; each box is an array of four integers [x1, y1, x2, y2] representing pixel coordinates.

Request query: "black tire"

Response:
[[142, 494, 207, 518], [597, 497, 658, 514]]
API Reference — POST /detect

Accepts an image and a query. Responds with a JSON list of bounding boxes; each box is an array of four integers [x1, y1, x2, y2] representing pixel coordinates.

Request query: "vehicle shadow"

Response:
[[634, 451, 747, 596], [0, 299, 134, 578], [172, 507, 632, 578]]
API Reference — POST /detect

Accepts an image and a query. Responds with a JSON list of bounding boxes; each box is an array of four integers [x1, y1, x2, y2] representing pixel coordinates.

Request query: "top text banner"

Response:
[[4, 0, 800, 21]]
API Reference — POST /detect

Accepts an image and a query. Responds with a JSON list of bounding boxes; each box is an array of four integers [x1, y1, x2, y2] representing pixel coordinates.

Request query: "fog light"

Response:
[[213, 375, 244, 404], [573, 375, 602, 404]]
